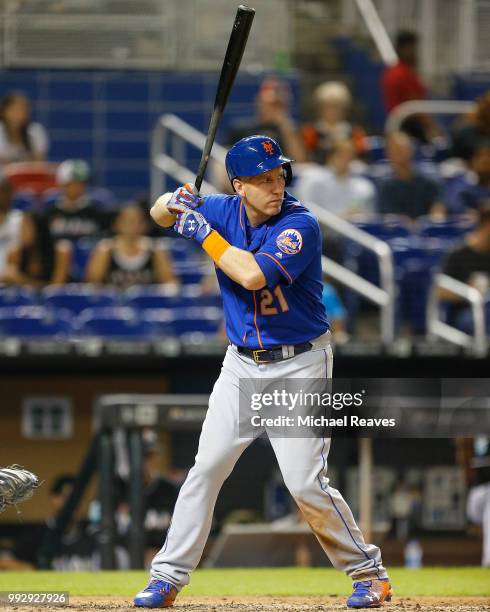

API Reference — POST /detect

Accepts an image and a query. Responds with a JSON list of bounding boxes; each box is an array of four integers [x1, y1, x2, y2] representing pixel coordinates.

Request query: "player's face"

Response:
[[235, 166, 286, 222]]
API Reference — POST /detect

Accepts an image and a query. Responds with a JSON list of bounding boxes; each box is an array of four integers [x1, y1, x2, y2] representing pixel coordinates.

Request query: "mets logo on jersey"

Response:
[[276, 229, 303, 255], [262, 140, 274, 155]]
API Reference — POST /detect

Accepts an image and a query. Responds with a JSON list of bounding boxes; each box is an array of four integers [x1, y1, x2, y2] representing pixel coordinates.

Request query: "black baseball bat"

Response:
[[195, 5, 255, 193]]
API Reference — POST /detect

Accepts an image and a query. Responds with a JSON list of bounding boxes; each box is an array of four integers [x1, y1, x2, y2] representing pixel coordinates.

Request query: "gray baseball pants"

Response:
[[151, 333, 387, 588]]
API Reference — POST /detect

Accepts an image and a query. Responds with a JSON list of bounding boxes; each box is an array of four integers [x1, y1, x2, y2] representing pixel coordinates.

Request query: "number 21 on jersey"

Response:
[[260, 286, 289, 315]]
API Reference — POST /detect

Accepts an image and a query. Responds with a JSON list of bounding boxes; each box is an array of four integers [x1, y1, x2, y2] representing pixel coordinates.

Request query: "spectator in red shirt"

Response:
[[382, 31, 434, 143]]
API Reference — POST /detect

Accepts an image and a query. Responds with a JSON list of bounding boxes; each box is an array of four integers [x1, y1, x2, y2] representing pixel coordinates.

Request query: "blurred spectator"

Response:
[[444, 140, 490, 215], [302, 81, 367, 163], [381, 31, 436, 143], [438, 202, 490, 330], [452, 91, 490, 162], [0, 92, 48, 166], [42, 160, 113, 241], [226, 77, 306, 162], [390, 482, 412, 540], [0, 176, 27, 283], [85, 204, 178, 289], [293, 139, 376, 218], [116, 430, 179, 568], [214, 77, 306, 193], [378, 132, 443, 219], [4, 475, 98, 571], [5, 214, 71, 287]]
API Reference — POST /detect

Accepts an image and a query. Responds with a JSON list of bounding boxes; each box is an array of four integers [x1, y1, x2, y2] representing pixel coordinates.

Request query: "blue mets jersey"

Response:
[[199, 191, 329, 348]]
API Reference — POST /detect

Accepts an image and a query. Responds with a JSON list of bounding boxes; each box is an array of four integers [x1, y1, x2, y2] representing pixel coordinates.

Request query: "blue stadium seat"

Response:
[[343, 218, 414, 293], [354, 215, 413, 241], [12, 189, 37, 211], [181, 284, 222, 308], [138, 308, 175, 336], [417, 216, 475, 241], [39, 188, 59, 208], [174, 261, 208, 285], [124, 284, 188, 310], [124, 284, 222, 310], [0, 287, 38, 308], [42, 284, 118, 314], [170, 307, 222, 336], [392, 237, 448, 334], [452, 73, 490, 101], [75, 307, 155, 338], [390, 237, 426, 272], [343, 234, 449, 335], [168, 238, 202, 263], [0, 306, 73, 337], [143, 306, 222, 337]]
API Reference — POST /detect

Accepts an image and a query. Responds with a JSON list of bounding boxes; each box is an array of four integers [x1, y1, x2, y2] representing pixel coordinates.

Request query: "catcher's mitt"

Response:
[[0, 465, 42, 513]]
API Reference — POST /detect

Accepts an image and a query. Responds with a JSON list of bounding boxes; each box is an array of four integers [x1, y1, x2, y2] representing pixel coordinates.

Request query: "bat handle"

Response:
[[194, 156, 208, 193], [195, 110, 221, 194]]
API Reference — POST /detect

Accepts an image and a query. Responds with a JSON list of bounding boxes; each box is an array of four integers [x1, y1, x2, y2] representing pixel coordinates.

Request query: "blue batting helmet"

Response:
[[225, 135, 293, 188]]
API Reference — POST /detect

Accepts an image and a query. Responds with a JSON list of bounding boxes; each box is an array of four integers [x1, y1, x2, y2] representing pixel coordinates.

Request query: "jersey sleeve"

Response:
[[254, 214, 319, 288]]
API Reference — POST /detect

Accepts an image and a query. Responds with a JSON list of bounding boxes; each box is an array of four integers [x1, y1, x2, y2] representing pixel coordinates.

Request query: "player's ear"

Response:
[[233, 177, 245, 196]]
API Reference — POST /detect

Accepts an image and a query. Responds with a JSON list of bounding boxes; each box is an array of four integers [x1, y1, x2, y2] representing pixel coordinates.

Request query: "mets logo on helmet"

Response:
[[276, 229, 303, 255], [262, 140, 274, 155]]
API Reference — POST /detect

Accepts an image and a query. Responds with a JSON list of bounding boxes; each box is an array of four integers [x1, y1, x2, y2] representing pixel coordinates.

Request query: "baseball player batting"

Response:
[[134, 135, 392, 609]]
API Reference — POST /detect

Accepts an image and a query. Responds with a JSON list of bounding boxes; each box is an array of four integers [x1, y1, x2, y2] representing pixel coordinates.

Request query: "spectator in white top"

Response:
[[85, 204, 178, 290], [0, 92, 48, 167], [293, 139, 376, 218], [0, 176, 27, 283]]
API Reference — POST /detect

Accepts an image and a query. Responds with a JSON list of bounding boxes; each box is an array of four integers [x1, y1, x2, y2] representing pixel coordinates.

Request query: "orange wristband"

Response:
[[202, 230, 230, 263]]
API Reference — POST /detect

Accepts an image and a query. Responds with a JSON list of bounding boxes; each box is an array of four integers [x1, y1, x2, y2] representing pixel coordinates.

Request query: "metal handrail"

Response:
[[307, 201, 395, 345], [151, 114, 228, 202], [354, 0, 398, 66], [385, 100, 476, 134], [426, 273, 488, 356], [151, 114, 396, 345]]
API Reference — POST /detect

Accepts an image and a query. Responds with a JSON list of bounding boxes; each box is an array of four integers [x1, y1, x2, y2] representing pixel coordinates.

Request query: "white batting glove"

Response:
[[174, 209, 212, 245]]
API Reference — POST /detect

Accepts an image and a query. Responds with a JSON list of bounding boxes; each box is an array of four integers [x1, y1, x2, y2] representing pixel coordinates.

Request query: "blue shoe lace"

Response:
[[143, 580, 172, 595], [352, 580, 372, 596]]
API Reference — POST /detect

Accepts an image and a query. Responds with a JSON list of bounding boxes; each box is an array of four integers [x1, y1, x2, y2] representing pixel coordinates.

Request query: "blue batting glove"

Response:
[[167, 182, 202, 214], [174, 209, 212, 245]]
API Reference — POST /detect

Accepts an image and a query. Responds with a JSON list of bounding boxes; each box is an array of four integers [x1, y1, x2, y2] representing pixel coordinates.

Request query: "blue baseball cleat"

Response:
[[346, 578, 392, 608], [133, 579, 178, 608]]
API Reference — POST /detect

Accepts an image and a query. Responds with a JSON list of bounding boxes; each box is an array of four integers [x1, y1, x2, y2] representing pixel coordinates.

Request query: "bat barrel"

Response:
[[195, 5, 255, 192]]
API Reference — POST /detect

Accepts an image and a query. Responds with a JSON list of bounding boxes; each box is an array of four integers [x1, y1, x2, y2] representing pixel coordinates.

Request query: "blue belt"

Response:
[[236, 342, 312, 364]]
